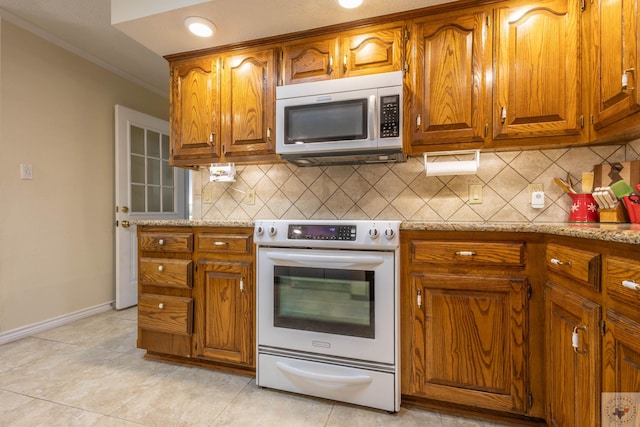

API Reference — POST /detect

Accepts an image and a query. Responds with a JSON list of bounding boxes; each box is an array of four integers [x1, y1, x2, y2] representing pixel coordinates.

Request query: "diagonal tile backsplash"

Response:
[[193, 140, 640, 223]]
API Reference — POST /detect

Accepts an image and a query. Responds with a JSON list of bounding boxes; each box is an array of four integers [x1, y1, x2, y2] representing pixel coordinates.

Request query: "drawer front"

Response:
[[139, 258, 193, 288], [198, 233, 252, 254], [138, 293, 193, 335], [139, 232, 193, 253], [546, 243, 601, 290], [411, 241, 525, 266], [606, 256, 640, 308]]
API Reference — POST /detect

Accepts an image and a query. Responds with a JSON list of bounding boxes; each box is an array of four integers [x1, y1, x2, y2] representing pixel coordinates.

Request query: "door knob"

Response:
[[121, 220, 131, 228], [121, 206, 129, 213]]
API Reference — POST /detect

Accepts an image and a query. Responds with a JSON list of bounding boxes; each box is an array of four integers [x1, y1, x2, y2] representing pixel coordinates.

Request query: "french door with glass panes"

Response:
[[115, 105, 187, 309]]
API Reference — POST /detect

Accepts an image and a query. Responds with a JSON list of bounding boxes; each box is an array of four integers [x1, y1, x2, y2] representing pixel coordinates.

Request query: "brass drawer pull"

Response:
[[455, 251, 476, 256], [622, 280, 640, 291], [550, 258, 572, 267]]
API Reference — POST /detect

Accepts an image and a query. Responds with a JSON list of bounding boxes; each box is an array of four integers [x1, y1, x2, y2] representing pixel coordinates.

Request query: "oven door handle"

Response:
[[276, 361, 373, 385], [265, 252, 385, 268]]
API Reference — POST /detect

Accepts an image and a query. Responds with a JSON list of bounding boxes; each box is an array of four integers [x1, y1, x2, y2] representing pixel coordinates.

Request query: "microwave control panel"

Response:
[[380, 95, 400, 138]]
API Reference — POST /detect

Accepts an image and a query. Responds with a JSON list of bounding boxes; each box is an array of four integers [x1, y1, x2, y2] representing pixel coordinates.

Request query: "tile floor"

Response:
[[0, 308, 526, 426]]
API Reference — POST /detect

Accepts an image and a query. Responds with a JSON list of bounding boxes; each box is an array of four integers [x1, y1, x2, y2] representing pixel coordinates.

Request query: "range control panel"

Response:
[[287, 224, 356, 241]]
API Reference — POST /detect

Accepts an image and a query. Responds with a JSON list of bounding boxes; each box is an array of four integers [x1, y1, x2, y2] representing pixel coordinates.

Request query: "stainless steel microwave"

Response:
[[275, 71, 404, 166]]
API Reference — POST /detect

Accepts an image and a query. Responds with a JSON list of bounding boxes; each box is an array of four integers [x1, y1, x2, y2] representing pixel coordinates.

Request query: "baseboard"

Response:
[[0, 301, 115, 345]]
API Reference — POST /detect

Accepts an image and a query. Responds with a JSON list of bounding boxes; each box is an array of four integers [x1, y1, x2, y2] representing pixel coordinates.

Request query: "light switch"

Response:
[[20, 164, 33, 180], [469, 184, 483, 204]]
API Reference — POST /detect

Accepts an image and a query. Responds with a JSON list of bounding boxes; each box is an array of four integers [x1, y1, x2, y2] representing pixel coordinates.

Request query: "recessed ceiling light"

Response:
[[339, 0, 363, 8], [184, 16, 216, 38]]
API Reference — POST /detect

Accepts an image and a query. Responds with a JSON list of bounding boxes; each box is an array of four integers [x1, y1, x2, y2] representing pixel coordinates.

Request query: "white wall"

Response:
[[0, 20, 169, 332]]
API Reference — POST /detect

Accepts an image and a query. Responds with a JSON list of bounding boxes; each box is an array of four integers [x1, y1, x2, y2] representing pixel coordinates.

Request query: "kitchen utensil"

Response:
[[592, 187, 607, 208], [581, 171, 594, 193], [554, 177, 577, 194], [636, 184, 640, 194], [566, 173, 576, 193], [602, 187, 618, 208], [610, 179, 634, 198]]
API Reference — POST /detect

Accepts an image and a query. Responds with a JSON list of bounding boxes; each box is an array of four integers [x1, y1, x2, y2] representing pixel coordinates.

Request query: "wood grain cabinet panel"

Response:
[[493, 0, 586, 144], [138, 232, 194, 253], [139, 257, 193, 289], [406, 272, 529, 414], [591, 0, 640, 133], [193, 260, 254, 367], [139, 293, 193, 336], [281, 36, 338, 84], [546, 243, 601, 291], [603, 310, 640, 397], [408, 10, 491, 152], [411, 241, 525, 266], [169, 57, 221, 164], [197, 232, 253, 255], [544, 282, 601, 427], [341, 24, 403, 77]]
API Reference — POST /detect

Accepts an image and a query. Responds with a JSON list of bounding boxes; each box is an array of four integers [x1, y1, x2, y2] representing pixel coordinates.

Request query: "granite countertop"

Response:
[[133, 219, 640, 245]]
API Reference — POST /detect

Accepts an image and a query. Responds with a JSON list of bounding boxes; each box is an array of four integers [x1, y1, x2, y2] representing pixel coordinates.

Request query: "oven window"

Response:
[[284, 99, 368, 144], [274, 266, 374, 339]]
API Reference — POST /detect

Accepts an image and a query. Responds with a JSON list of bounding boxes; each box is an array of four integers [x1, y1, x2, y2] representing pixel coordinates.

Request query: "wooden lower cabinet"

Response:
[[405, 272, 530, 414], [193, 259, 254, 367], [544, 282, 601, 426]]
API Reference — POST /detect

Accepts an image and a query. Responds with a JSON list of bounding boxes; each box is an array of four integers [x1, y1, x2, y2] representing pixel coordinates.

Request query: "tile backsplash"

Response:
[[192, 139, 640, 223]]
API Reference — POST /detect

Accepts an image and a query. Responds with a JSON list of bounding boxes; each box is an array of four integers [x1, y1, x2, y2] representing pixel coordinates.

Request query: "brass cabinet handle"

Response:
[[455, 251, 476, 257], [214, 241, 227, 246]]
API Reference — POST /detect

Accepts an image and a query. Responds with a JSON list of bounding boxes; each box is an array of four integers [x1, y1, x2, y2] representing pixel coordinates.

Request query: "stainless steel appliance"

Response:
[[254, 220, 400, 412], [275, 71, 404, 166]]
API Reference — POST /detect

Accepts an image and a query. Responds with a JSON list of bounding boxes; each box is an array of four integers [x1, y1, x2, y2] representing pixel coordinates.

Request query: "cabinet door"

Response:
[[591, 0, 640, 131], [603, 310, 640, 394], [281, 36, 339, 84], [406, 273, 529, 414], [194, 260, 254, 367], [493, 0, 585, 142], [341, 24, 403, 77], [170, 57, 221, 164], [220, 48, 276, 158], [545, 282, 601, 427], [409, 11, 490, 152]]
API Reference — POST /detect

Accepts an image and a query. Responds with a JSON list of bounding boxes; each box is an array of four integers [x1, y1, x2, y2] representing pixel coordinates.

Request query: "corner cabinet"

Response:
[[401, 234, 535, 417], [590, 0, 640, 138], [137, 226, 255, 373], [491, 0, 588, 146], [168, 46, 278, 167], [407, 8, 491, 153]]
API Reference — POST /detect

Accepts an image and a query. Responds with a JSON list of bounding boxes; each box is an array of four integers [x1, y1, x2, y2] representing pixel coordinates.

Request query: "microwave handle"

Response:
[[369, 95, 377, 141]]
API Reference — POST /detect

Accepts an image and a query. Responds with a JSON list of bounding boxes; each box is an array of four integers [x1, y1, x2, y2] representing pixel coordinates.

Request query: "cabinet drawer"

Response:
[[198, 233, 252, 254], [139, 258, 193, 288], [139, 232, 193, 253], [546, 243, 601, 290], [138, 293, 193, 335], [411, 241, 525, 266], [606, 256, 640, 309]]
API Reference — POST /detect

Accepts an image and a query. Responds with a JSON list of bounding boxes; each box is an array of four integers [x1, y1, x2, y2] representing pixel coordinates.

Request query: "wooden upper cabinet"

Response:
[[221, 47, 277, 158], [591, 0, 640, 133], [281, 36, 339, 84], [341, 24, 404, 77], [408, 10, 491, 153], [492, 0, 586, 144], [170, 57, 221, 165], [281, 23, 403, 85]]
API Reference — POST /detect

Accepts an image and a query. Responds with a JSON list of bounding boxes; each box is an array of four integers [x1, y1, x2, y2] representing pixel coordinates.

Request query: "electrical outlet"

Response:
[[20, 164, 33, 180], [469, 184, 483, 204], [245, 189, 256, 205], [528, 183, 544, 198]]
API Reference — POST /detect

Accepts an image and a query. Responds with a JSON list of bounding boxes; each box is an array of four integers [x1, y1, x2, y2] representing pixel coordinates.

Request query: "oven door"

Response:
[[257, 247, 396, 364]]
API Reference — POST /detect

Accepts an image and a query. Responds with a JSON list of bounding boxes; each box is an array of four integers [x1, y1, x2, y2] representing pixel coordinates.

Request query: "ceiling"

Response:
[[0, 0, 454, 98]]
